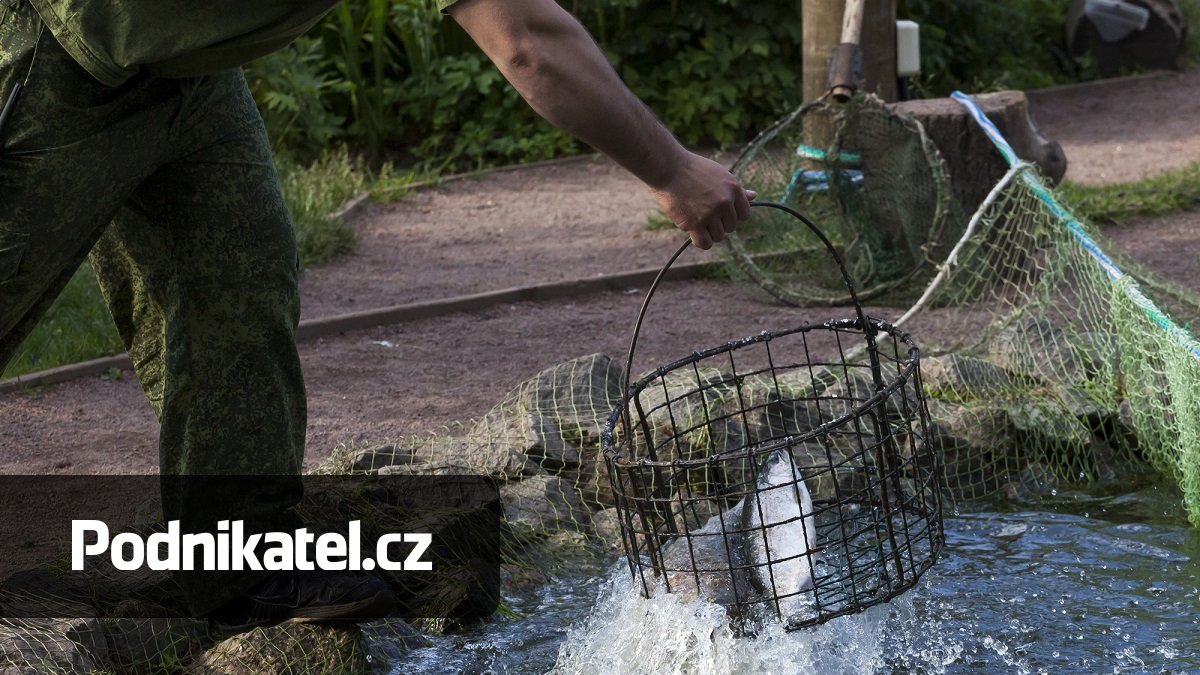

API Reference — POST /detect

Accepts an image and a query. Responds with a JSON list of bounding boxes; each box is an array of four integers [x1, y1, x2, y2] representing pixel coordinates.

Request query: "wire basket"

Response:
[[602, 202, 944, 631]]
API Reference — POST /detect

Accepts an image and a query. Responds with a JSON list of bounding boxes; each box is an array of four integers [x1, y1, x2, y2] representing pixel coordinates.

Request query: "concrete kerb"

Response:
[[0, 259, 718, 394]]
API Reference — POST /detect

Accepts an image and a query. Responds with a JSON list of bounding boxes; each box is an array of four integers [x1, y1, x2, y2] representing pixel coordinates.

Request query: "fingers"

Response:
[[650, 154, 757, 250], [690, 185, 747, 250], [709, 215, 728, 246], [734, 187, 753, 222], [690, 229, 714, 250]]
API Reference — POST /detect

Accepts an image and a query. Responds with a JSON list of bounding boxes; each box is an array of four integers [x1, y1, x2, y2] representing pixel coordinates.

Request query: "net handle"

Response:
[[622, 200, 880, 402]]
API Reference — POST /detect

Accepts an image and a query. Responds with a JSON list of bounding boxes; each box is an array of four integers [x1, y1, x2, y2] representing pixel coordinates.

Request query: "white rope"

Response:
[[892, 161, 1033, 329]]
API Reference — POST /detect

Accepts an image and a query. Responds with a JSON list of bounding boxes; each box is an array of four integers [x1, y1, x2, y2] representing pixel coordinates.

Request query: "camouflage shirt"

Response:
[[28, 0, 342, 86]]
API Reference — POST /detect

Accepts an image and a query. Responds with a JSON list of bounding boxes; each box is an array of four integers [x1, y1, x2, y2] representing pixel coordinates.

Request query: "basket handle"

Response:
[[622, 200, 881, 396]]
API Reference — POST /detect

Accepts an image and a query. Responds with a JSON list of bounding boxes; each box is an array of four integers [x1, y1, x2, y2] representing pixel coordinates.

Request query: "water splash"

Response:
[[552, 566, 941, 675]]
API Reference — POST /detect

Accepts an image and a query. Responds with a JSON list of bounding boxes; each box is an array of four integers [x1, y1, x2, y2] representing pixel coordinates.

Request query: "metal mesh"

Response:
[[603, 313, 943, 630]]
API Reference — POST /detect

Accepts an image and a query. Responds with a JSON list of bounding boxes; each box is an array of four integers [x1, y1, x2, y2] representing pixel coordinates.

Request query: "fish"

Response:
[[740, 448, 819, 621]]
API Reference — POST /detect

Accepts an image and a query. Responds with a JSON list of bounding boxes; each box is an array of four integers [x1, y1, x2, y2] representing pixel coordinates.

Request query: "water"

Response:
[[389, 482, 1200, 674]]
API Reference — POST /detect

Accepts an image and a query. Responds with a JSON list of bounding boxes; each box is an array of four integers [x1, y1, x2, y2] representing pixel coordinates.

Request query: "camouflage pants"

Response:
[[0, 2, 304, 614]]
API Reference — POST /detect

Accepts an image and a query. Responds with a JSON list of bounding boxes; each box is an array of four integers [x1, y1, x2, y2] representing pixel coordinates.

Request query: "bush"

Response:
[[246, 0, 805, 168], [248, 0, 1199, 169], [898, 0, 1085, 96]]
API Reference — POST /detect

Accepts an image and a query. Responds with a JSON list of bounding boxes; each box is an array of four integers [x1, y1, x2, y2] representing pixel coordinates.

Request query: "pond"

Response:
[[391, 477, 1200, 674]]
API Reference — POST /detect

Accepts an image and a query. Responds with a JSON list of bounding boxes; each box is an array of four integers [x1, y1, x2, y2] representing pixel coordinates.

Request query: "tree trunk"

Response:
[[802, 0, 898, 104]]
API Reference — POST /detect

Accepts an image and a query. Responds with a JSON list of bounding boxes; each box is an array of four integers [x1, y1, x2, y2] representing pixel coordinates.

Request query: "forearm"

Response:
[[448, 0, 686, 188]]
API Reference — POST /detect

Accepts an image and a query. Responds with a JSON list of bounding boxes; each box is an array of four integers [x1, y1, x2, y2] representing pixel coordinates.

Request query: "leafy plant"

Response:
[[899, 0, 1102, 96], [247, 0, 805, 168], [245, 35, 347, 157]]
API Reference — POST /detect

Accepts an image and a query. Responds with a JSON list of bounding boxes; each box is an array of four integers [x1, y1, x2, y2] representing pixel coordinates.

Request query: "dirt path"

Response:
[[3, 75, 1200, 474], [1028, 69, 1200, 186]]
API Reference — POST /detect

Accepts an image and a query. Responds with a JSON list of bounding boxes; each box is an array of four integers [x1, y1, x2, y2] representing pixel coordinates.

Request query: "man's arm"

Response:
[[446, 0, 755, 250]]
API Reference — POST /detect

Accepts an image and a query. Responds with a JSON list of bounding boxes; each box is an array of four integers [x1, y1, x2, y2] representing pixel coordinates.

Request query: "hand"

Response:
[[650, 152, 757, 250]]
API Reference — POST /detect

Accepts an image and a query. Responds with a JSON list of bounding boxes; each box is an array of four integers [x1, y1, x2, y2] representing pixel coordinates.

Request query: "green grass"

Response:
[[2, 148, 429, 380], [1058, 161, 1200, 225], [0, 263, 126, 379], [278, 147, 369, 268]]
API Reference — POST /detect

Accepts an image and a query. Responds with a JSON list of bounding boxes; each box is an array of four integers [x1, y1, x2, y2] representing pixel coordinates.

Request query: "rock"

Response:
[[658, 503, 753, 609], [819, 366, 923, 426], [0, 571, 97, 619], [920, 354, 1021, 401], [468, 412, 580, 473], [347, 443, 412, 473], [1004, 398, 1093, 451], [988, 317, 1092, 384], [631, 368, 745, 466], [188, 623, 368, 675], [1089, 438, 1148, 483], [362, 618, 430, 673], [100, 601, 207, 675], [672, 494, 724, 533], [566, 453, 615, 509], [737, 371, 830, 444], [511, 353, 625, 440], [379, 436, 538, 479], [1050, 384, 1111, 429], [500, 475, 590, 539], [925, 398, 1015, 500], [0, 617, 108, 675], [318, 354, 622, 481], [1002, 461, 1062, 501], [418, 354, 624, 485], [499, 564, 551, 594], [1077, 331, 1121, 372], [773, 438, 868, 503], [617, 368, 751, 501], [74, 531, 188, 614], [1115, 398, 1139, 447], [589, 508, 623, 550]]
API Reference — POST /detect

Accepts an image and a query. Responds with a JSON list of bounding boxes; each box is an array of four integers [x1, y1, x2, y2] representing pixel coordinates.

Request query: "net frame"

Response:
[[724, 94, 952, 307]]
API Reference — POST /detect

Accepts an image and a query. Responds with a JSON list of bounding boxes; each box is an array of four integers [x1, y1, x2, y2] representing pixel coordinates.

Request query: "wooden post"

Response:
[[803, 0, 898, 104]]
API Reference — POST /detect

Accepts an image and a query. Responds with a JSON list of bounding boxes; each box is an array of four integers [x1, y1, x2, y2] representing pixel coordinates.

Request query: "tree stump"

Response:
[[892, 90, 1067, 220]]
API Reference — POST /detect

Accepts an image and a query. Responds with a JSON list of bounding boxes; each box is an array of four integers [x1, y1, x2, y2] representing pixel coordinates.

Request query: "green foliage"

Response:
[[603, 2, 803, 148], [901, 0, 1200, 97], [245, 35, 347, 156], [398, 53, 580, 170], [277, 148, 368, 267], [1059, 162, 1200, 225], [246, 0, 1200, 169], [1180, 0, 1200, 68], [898, 0, 1086, 96], [246, 0, 805, 169], [644, 210, 674, 231]]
